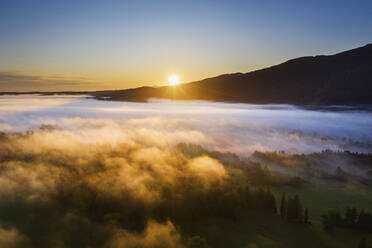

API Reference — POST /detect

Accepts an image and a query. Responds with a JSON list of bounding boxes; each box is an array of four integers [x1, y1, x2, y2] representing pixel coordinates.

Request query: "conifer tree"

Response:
[[358, 237, 367, 248], [280, 192, 286, 219], [345, 207, 358, 227], [304, 208, 309, 224], [286, 196, 295, 221], [351, 207, 358, 227], [357, 209, 366, 229], [294, 195, 303, 221], [266, 189, 277, 214]]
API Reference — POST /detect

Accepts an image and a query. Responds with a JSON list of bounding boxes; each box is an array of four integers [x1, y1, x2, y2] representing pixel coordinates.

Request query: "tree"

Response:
[[243, 186, 252, 208], [265, 189, 277, 214], [294, 195, 303, 221], [351, 207, 358, 227], [357, 209, 365, 229], [304, 208, 309, 224], [356, 209, 372, 233], [321, 214, 333, 233], [280, 192, 286, 219], [358, 237, 367, 248], [321, 209, 342, 233], [286, 196, 295, 221], [345, 207, 358, 227], [287, 195, 303, 222]]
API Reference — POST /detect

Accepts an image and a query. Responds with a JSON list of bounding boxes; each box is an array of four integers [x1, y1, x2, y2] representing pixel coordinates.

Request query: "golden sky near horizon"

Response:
[[1, 1, 371, 91]]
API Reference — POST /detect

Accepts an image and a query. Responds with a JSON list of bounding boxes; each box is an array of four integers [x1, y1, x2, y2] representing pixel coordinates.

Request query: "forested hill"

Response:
[[94, 44, 372, 105]]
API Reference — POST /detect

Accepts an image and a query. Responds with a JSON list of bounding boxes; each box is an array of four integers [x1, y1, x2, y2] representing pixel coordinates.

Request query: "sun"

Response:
[[168, 74, 179, 86]]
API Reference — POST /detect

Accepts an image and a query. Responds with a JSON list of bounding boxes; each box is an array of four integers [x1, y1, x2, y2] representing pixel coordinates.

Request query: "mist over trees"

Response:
[[0, 129, 370, 247], [0, 130, 290, 248]]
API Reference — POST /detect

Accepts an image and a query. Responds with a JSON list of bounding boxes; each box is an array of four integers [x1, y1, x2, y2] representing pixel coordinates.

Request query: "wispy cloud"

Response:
[[0, 71, 101, 91]]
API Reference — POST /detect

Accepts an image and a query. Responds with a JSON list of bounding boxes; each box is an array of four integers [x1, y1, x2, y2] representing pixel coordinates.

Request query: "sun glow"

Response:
[[168, 74, 179, 86]]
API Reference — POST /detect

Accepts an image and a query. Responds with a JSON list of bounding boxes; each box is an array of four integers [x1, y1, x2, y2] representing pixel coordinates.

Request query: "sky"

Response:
[[0, 0, 372, 91]]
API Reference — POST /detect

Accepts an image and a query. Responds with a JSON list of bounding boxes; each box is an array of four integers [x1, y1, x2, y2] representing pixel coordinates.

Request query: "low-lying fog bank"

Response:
[[0, 95, 371, 155], [0, 95, 371, 247]]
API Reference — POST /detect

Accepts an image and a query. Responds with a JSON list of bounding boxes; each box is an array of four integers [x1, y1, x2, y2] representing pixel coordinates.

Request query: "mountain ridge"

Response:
[[93, 43, 372, 104], [2, 44, 371, 105]]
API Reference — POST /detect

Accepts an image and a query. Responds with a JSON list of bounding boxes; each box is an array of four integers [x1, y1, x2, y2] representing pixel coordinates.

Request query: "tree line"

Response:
[[321, 207, 372, 233], [279, 193, 309, 224]]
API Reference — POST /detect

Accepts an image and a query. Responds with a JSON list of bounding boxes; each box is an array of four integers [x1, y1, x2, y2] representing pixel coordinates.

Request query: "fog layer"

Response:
[[0, 95, 371, 247], [0, 95, 371, 154]]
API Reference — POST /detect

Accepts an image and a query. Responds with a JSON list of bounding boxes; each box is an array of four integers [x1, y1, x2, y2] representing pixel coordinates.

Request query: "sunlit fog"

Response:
[[1, 95, 371, 155]]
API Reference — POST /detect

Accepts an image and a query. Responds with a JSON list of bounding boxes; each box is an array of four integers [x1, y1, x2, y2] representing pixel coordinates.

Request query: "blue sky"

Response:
[[0, 0, 371, 91]]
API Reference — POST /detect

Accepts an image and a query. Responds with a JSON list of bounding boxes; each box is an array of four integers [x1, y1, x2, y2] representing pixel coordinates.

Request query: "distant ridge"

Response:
[[2, 44, 371, 105], [91, 44, 372, 104]]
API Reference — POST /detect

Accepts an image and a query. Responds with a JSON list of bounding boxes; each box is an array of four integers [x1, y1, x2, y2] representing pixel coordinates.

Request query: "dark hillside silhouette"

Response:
[[94, 44, 372, 104]]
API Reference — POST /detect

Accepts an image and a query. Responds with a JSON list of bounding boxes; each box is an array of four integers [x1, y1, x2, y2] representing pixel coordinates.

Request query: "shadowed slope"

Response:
[[94, 44, 372, 104]]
